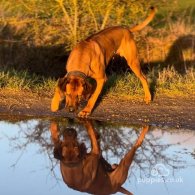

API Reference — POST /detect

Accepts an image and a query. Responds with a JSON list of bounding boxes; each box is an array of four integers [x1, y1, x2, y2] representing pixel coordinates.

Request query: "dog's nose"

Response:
[[69, 106, 75, 112]]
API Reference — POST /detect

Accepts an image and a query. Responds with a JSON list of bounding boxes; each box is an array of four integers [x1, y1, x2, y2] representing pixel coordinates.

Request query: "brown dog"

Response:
[[50, 120, 149, 195], [51, 7, 156, 117]]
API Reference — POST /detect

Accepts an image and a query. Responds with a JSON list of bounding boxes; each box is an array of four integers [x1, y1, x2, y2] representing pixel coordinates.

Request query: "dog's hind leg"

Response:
[[130, 58, 151, 104], [111, 126, 149, 194], [124, 41, 151, 104]]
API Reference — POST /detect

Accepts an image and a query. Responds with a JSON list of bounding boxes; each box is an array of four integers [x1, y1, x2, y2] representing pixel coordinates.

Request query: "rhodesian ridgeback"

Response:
[[50, 120, 149, 195], [51, 7, 156, 117]]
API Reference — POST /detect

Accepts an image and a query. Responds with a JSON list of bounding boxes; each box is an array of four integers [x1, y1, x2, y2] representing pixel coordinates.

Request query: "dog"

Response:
[[51, 7, 156, 117], [50, 120, 149, 195]]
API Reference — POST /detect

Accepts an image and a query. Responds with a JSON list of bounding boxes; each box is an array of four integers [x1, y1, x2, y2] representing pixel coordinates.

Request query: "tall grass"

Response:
[[0, 68, 55, 95]]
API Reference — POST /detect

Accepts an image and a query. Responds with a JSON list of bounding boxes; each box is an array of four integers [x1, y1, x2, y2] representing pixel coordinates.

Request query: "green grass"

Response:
[[156, 67, 195, 96], [0, 68, 56, 95], [0, 67, 194, 99], [178, 0, 195, 9], [105, 67, 195, 99]]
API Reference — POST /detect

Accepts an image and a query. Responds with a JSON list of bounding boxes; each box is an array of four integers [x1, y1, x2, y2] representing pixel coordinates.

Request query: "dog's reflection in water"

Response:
[[50, 120, 149, 195]]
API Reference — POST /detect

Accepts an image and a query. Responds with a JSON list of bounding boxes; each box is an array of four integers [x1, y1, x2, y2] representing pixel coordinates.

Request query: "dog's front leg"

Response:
[[78, 78, 105, 117], [50, 121, 60, 145], [84, 120, 100, 155]]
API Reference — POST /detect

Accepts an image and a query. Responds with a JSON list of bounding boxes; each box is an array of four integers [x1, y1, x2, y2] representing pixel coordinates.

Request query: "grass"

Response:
[[156, 67, 195, 96], [0, 68, 56, 96], [0, 67, 194, 99], [105, 67, 195, 99], [177, 0, 195, 9]]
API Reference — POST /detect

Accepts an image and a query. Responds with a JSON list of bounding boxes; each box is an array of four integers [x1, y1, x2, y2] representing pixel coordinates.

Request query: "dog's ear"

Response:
[[51, 86, 64, 112], [51, 77, 68, 112], [82, 80, 93, 100], [58, 77, 69, 91], [53, 144, 62, 160]]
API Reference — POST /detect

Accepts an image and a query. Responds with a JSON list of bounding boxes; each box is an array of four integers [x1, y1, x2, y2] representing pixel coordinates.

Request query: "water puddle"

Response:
[[0, 118, 195, 195]]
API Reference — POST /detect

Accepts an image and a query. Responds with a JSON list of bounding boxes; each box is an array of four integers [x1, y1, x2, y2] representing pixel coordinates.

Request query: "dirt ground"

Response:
[[0, 89, 194, 130]]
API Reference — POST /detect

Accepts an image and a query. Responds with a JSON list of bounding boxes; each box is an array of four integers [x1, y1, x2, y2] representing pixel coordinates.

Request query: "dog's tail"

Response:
[[129, 7, 156, 32]]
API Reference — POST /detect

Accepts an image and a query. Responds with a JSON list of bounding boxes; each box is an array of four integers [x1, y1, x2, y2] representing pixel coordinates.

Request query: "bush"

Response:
[[0, 0, 157, 49]]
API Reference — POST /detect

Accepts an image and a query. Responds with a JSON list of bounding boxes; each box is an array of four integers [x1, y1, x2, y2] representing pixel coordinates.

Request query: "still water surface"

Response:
[[0, 118, 195, 195]]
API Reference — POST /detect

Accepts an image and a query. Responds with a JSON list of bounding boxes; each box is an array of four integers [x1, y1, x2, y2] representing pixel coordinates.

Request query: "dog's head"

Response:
[[53, 128, 87, 164], [51, 75, 92, 112]]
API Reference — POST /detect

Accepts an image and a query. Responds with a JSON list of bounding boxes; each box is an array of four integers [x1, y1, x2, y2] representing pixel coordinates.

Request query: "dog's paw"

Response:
[[78, 110, 91, 118], [135, 126, 149, 147], [144, 96, 151, 104]]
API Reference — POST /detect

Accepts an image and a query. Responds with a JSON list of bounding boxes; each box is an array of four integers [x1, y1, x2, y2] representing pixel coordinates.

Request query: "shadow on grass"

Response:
[[0, 42, 68, 78], [0, 24, 69, 78], [142, 34, 195, 99]]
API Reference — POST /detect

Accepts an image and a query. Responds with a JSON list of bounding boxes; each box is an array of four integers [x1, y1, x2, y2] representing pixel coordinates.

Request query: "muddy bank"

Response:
[[0, 90, 194, 129]]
